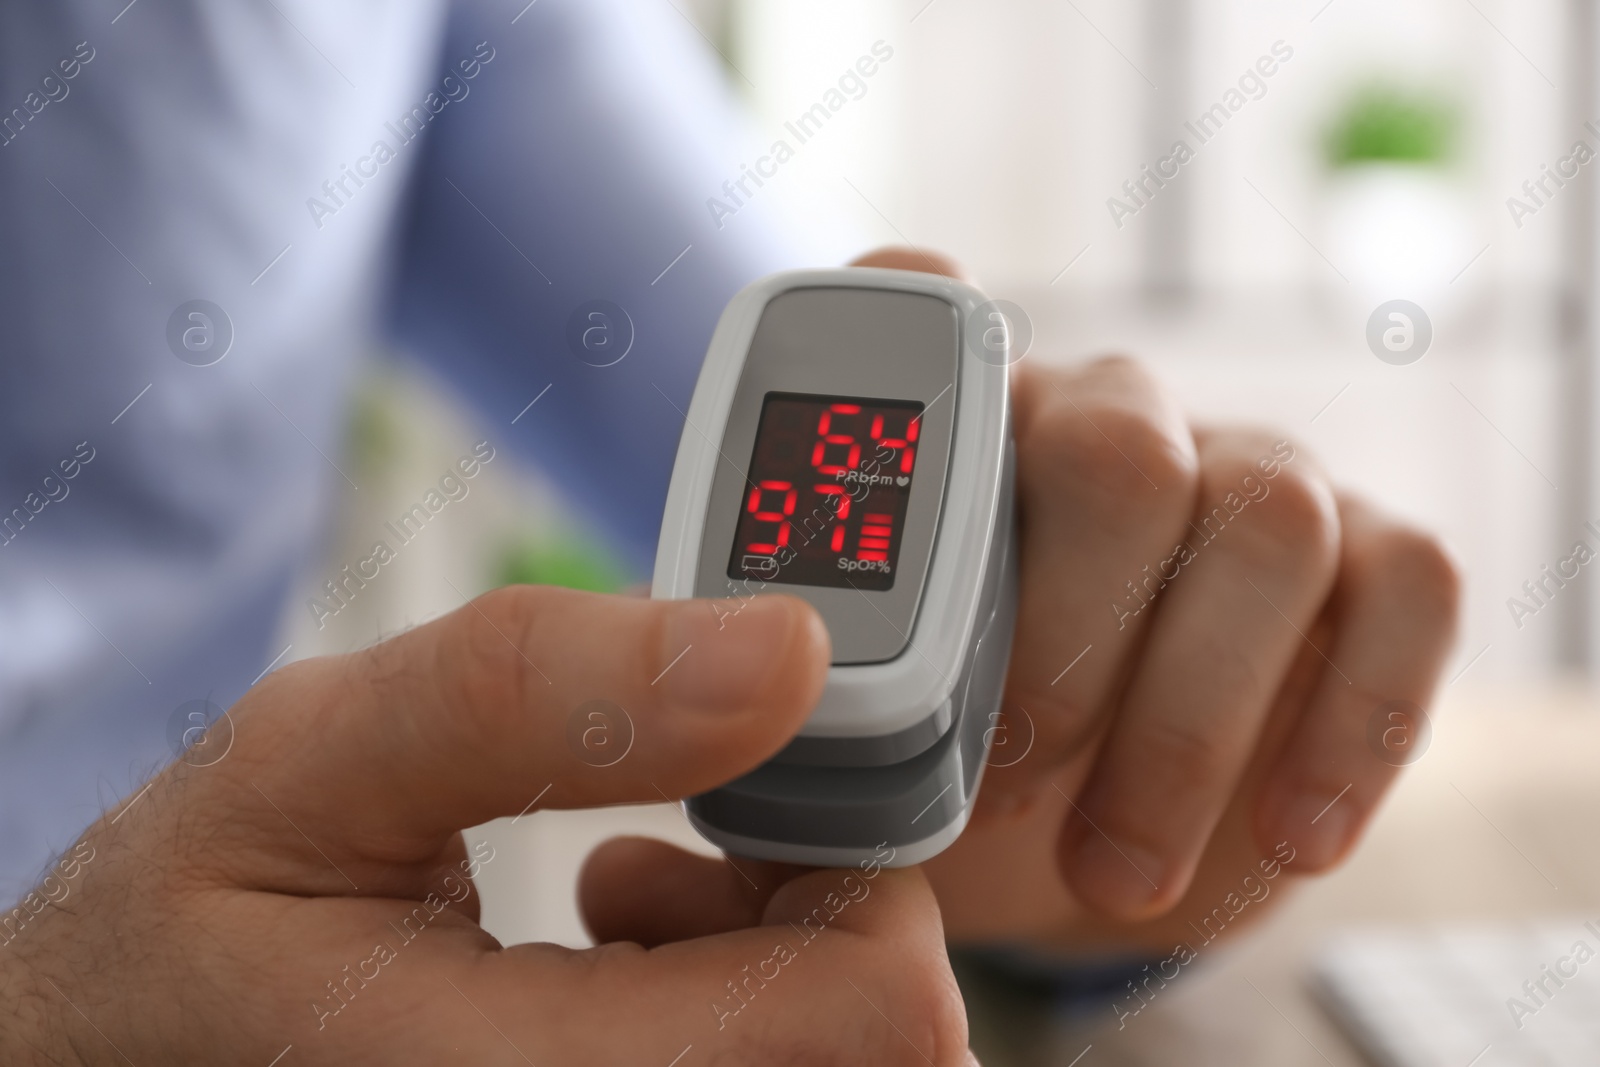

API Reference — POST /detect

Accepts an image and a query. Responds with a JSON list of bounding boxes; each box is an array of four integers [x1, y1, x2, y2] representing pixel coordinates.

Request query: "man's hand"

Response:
[[847, 248, 1462, 947], [0, 587, 973, 1065]]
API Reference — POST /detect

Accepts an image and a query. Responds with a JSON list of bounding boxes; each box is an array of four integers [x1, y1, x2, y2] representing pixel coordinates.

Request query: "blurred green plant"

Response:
[[498, 533, 626, 593], [1323, 84, 1460, 168], [345, 375, 403, 475]]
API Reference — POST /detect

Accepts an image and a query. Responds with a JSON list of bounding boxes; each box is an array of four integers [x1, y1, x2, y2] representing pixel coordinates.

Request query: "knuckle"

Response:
[[246, 656, 321, 709], [1362, 525, 1465, 622], [435, 585, 559, 739], [474, 584, 558, 671], [1022, 390, 1197, 506], [231, 655, 345, 763], [998, 688, 1098, 764], [1224, 464, 1340, 571], [1079, 352, 1160, 391], [1138, 696, 1249, 791], [245, 654, 322, 704]]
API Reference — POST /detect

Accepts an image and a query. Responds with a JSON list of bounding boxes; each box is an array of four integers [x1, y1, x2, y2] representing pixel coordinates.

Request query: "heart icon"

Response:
[[896, 476, 909, 487]]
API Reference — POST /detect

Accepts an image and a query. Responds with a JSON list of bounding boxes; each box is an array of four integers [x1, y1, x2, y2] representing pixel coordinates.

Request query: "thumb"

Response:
[[222, 586, 829, 861]]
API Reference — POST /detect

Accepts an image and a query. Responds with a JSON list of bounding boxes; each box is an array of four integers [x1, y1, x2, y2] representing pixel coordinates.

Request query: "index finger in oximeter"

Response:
[[652, 268, 1018, 868]]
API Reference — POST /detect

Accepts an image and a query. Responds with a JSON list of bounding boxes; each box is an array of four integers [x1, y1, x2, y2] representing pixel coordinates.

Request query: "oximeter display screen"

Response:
[[728, 392, 924, 592]]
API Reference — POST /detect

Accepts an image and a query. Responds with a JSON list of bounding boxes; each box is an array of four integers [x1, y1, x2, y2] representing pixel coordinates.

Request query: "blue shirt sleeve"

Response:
[[388, 0, 832, 576]]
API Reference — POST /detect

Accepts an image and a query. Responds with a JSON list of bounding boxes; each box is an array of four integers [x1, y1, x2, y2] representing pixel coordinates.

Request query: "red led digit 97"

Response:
[[728, 392, 923, 591]]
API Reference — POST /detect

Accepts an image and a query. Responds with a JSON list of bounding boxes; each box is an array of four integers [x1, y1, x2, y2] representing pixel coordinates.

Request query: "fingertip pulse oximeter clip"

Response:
[[653, 268, 1017, 868]]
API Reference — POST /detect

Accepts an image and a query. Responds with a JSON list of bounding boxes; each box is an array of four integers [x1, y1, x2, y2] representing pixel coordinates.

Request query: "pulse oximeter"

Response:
[[652, 268, 1017, 867]]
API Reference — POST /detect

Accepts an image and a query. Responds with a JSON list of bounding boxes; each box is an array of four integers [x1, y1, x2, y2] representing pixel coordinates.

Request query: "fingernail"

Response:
[[659, 597, 808, 715], [1068, 831, 1165, 915], [1275, 792, 1354, 870]]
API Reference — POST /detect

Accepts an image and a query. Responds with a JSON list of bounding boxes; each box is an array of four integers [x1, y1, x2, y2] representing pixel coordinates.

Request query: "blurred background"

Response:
[[279, 0, 1600, 1062]]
